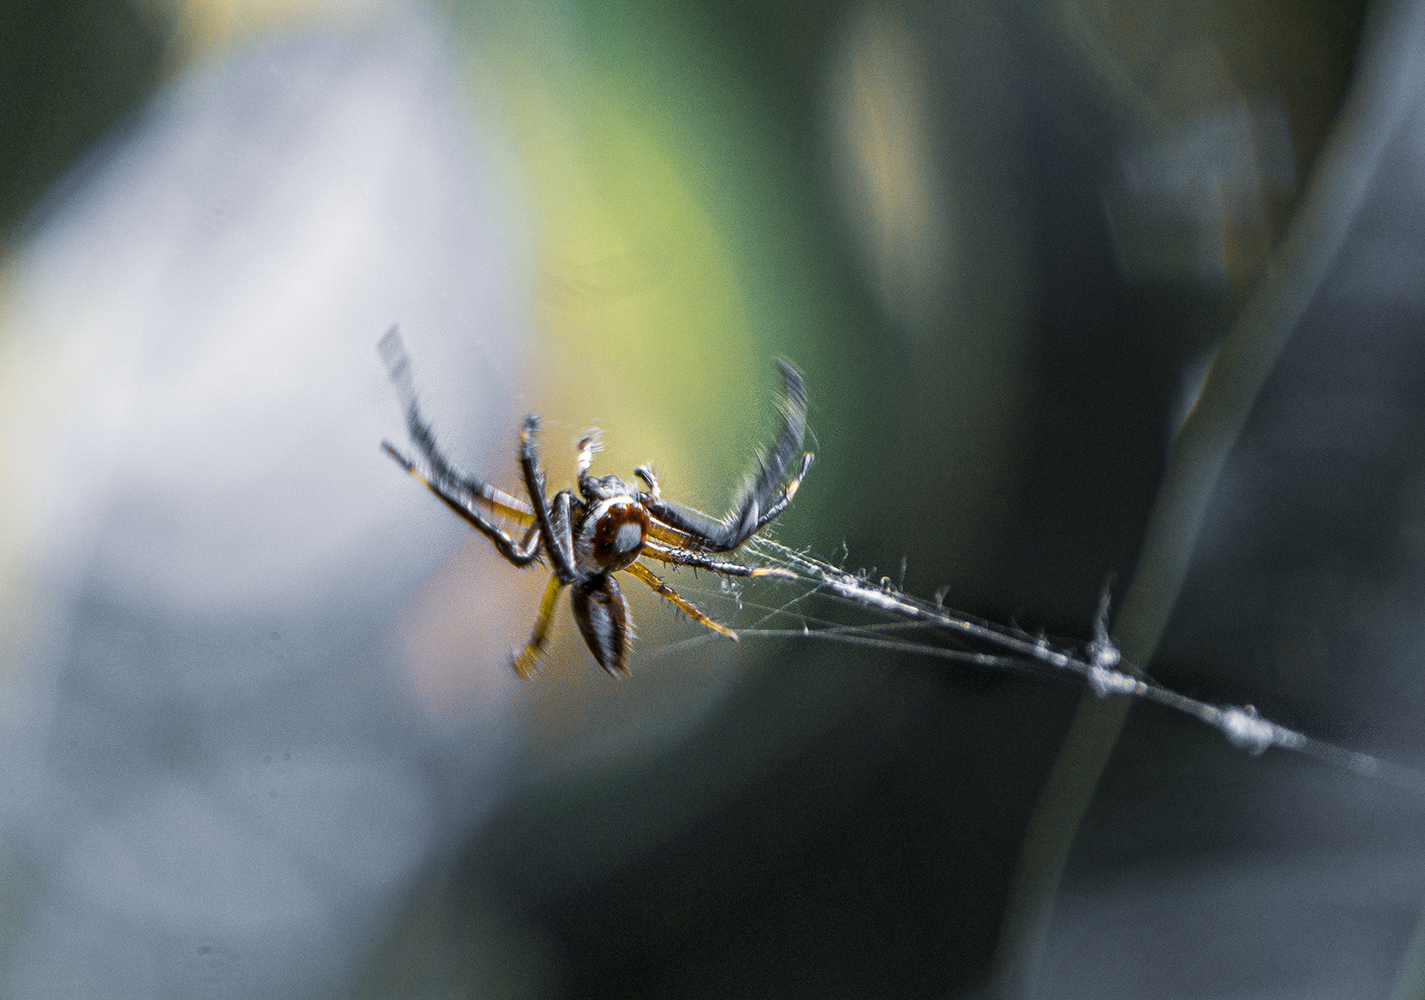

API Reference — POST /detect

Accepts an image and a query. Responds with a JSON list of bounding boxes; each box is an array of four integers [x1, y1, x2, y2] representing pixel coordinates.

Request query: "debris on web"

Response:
[[1088, 664, 1141, 699], [1218, 704, 1276, 756], [1085, 582, 1121, 668], [728, 538, 1425, 795]]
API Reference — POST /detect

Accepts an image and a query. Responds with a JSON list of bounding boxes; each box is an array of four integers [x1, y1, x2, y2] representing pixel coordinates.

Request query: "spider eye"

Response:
[[591, 501, 649, 571]]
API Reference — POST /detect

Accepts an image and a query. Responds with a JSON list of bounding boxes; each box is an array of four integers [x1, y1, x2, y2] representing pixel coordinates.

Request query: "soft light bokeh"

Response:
[[12, 0, 1425, 997]]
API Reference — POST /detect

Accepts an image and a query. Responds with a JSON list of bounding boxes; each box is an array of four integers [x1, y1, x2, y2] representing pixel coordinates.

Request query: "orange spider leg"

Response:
[[383, 443, 535, 526], [646, 520, 695, 547], [513, 573, 567, 678], [382, 443, 541, 568], [624, 561, 737, 642]]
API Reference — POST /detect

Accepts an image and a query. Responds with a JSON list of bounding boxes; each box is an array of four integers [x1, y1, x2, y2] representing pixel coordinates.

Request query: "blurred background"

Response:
[[5, 0, 1425, 996]]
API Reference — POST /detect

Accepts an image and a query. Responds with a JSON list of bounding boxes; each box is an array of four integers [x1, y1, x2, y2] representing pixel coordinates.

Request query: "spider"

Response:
[[378, 327, 813, 677]]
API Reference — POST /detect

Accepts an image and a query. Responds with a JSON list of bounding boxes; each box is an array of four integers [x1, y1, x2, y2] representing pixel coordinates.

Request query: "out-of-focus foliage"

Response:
[[0, 0, 167, 244]]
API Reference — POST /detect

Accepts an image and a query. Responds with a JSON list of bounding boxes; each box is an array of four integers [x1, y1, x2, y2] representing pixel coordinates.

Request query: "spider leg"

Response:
[[624, 562, 737, 641], [634, 465, 660, 499], [641, 539, 797, 580], [639, 360, 810, 552], [383, 442, 542, 566], [576, 434, 613, 502], [644, 449, 813, 551], [513, 573, 566, 678], [399, 408, 534, 523], [379, 327, 535, 526], [745, 450, 814, 536], [577, 435, 597, 481], [550, 490, 577, 572], [521, 417, 579, 583]]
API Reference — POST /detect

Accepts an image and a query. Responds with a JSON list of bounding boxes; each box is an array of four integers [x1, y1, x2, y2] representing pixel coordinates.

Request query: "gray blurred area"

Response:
[[1041, 6, 1425, 992], [0, 14, 529, 998]]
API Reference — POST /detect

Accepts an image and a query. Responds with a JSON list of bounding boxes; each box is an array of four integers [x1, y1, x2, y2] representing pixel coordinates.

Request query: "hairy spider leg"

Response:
[[642, 449, 814, 553], [636, 361, 811, 552], [641, 538, 797, 580], [378, 325, 535, 526], [576, 435, 597, 481], [520, 417, 578, 582], [744, 451, 814, 534], [638, 456, 810, 551], [513, 573, 567, 678], [625, 562, 737, 641], [402, 402, 536, 517], [549, 491, 578, 576], [634, 464, 661, 499], [382, 437, 536, 525], [644, 517, 695, 548], [382, 442, 542, 565]]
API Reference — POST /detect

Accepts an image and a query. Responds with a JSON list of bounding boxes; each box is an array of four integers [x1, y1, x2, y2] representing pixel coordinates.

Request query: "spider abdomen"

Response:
[[571, 575, 633, 674]]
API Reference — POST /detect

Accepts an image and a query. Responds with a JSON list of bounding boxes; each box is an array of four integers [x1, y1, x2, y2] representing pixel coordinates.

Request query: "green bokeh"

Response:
[[0, 0, 167, 246]]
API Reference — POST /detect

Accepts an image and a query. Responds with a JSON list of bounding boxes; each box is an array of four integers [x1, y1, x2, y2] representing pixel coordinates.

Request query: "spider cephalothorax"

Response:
[[378, 328, 812, 677]]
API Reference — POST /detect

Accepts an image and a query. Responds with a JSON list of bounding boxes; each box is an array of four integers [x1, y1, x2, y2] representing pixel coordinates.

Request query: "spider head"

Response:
[[586, 498, 650, 572], [579, 472, 633, 502]]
